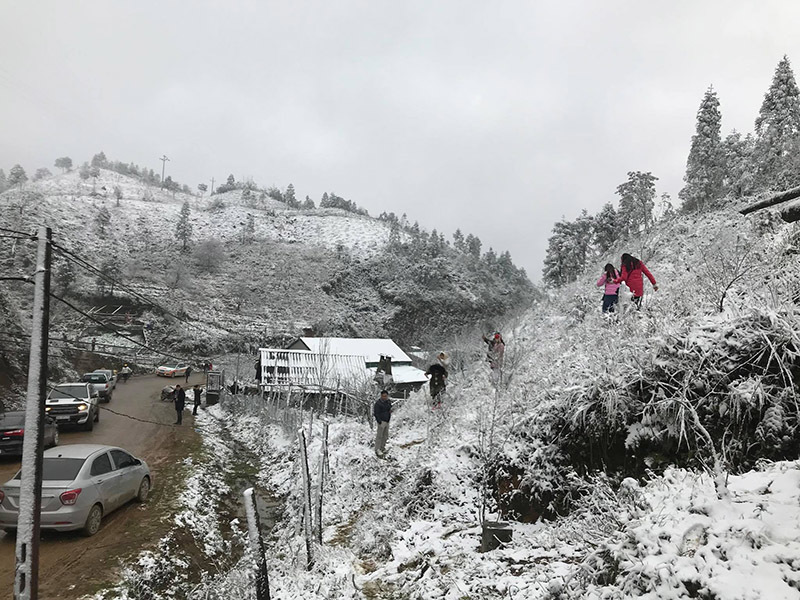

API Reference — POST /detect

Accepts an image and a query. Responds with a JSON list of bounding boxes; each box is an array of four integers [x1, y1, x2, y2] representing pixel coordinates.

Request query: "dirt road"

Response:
[[0, 373, 203, 599]]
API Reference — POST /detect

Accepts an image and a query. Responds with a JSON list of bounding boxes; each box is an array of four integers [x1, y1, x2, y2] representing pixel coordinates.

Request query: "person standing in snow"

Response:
[[482, 332, 505, 370], [174, 384, 186, 425], [596, 263, 621, 313], [192, 384, 202, 416], [184, 365, 193, 383], [373, 390, 392, 458], [614, 253, 658, 308], [425, 352, 449, 406]]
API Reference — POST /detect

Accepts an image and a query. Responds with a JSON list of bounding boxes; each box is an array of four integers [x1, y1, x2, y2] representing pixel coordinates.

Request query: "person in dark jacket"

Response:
[[425, 352, 449, 406], [174, 384, 185, 424], [373, 390, 392, 457], [192, 384, 202, 416], [184, 365, 193, 383]]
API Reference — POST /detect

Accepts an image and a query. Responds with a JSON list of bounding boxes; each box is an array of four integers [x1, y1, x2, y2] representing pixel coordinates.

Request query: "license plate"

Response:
[[56, 416, 70, 422]]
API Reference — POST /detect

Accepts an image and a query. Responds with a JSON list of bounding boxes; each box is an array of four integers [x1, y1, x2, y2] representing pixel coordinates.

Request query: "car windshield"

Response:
[[0, 414, 25, 428], [49, 388, 86, 400], [82, 374, 107, 383], [14, 458, 85, 481]]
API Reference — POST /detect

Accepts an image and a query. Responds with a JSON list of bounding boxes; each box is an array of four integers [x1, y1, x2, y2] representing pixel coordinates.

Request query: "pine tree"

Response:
[[722, 130, 755, 198], [465, 233, 481, 259], [284, 183, 298, 208], [94, 205, 111, 237], [679, 86, 725, 212], [54, 157, 73, 173], [542, 214, 594, 286], [176, 201, 193, 251], [302, 195, 315, 209], [753, 55, 800, 189], [593, 202, 619, 253], [33, 168, 52, 181], [8, 164, 27, 189], [320, 192, 330, 207], [452, 229, 465, 251], [616, 171, 658, 236], [91, 151, 108, 168], [0, 169, 6, 193]]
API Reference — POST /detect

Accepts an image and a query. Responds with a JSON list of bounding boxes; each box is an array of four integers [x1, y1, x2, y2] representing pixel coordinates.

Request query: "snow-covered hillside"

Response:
[[111, 200, 800, 599]]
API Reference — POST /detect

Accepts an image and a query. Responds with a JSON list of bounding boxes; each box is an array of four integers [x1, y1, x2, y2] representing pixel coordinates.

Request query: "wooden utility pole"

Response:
[[297, 428, 314, 570], [210, 177, 215, 196], [14, 226, 52, 600], [159, 155, 170, 188]]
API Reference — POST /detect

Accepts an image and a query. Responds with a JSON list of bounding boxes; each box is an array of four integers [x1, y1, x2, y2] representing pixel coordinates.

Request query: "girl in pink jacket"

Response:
[[614, 253, 658, 308], [596, 263, 621, 313]]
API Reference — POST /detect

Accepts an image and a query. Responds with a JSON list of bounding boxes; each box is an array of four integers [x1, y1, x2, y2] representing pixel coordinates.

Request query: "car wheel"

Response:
[[95, 407, 100, 422], [82, 504, 103, 537], [84, 413, 94, 431], [136, 476, 151, 503], [50, 428, 59, 448]]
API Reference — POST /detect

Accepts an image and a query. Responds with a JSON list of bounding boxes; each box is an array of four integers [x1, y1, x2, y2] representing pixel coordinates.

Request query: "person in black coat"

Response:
[[425, 352, 449, 405], [373, 390, 392, 457], [192, 384, 202, 416], [174, 384, 186, 425]]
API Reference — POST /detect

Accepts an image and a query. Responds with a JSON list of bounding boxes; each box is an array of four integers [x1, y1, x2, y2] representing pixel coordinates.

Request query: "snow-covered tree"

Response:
[[616, 171, 657, 235], [175, 201, 192, 251], [284, 183, 299, 208], [33, 167, 52, 181], [94, 205, 111, 237], [593, 202, 619, 254], [679, 86, 725, 212], [194, 239, 224, 272], [0, 169, 6, 193], [722, 130, 756, 198], [465, 233, 482, 259], [302, 195, 315, 209], [78, 162, 91, 180], [753, 55, 800, 189], [54, 156, 73, 173], [197, 183, 207, 197], [113, 185, 123, 206], [452, 229, 465, 252], [8, 164, 27, 189], [543, 212, 594, 286], [91, 151, 108, 168]]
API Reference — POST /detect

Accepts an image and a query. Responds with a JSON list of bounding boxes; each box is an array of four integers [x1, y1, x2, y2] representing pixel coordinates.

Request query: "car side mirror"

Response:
[[133, 459, 141, 466]]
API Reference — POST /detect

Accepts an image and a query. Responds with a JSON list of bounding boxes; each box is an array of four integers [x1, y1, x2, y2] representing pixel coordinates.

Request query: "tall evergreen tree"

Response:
[[452, 229, 465, 251], [679, 86, 725, 212], [722, 130, 756, 198], [753, 55, 800, 189], [465, 233, 481, 259], [176, 201, 193, 251], [616, 171, 658, 235], [94, 205, 111, 237], [284, 183, 298, 208], [593, 202, 619, 253], [8, 164, 27, 189]]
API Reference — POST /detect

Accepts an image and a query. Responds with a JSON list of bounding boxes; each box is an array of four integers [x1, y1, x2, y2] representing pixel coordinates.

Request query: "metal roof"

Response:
[[294, 337, 413, 364]]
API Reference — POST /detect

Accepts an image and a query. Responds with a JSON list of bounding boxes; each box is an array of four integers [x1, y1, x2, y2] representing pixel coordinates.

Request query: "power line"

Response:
[[0, 226, 35, 238]]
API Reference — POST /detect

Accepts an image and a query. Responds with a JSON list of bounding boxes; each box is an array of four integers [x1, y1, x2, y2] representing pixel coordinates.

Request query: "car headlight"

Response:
[[77, 403, 88, 411], [45, 406, 52, 412]]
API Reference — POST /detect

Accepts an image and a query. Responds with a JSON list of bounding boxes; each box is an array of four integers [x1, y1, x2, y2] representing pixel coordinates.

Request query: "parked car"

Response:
[[80, 372, 113, 403], [92, 369, 117, 390], [0, 411, 59, 456], [0, 444, 151, 536], [156, 363, 190, 378], [46, 383, 100, 431]]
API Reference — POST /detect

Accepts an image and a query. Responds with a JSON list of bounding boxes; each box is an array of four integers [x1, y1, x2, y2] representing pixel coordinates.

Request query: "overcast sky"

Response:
[[1, 1, 798, 278]]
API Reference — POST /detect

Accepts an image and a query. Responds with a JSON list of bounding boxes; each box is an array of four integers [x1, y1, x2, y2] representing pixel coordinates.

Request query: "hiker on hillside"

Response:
[[192, 384, 202, 416], [596, 263, 621, 313], [614, 253, 658, 309], [373, 390, 392, 458], [174, 384, 186, 425], [425, 352, 449, 406], [482, 332, 505, 370], [184, 365, 193, 383]]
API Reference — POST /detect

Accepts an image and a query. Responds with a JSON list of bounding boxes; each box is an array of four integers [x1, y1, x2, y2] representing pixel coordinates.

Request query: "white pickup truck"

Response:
[[45, 383, 100, 431]]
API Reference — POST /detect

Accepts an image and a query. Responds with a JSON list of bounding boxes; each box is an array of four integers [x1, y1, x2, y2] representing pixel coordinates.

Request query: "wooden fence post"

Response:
[[314, 421, 329, 546], [243, 487, 271, 600], [297, 428, 314, 570]]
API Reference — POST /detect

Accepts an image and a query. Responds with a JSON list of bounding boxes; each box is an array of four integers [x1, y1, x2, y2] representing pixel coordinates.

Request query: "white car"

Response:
[[156, 363, 190, 378], [46, 383, 100, 430]]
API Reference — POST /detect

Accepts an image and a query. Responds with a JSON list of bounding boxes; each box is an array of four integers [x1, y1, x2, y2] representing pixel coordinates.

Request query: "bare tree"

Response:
[[699, 232, 756, 312]]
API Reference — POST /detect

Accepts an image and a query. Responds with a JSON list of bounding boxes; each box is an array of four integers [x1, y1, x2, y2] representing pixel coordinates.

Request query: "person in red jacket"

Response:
[[615, 253, 658, 308]]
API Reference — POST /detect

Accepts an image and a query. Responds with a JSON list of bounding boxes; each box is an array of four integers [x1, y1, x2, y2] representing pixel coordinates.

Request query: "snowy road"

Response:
[[0, 373, 202, 599]]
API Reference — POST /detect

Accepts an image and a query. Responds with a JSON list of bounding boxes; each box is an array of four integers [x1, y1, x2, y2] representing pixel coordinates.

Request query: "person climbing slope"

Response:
[[425, 352, 449, 407], [482, 332, 505, 370], [596, 263, 621, 313], [615, 253, 658, 308]]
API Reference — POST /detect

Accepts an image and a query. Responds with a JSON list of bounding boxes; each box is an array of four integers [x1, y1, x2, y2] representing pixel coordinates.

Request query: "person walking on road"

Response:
[[373, 390, 392, 458], [614, 253, 658, 309], [174, 384, 186, 425], [192, 384, 202, 416], [184, 365, 193, 383]]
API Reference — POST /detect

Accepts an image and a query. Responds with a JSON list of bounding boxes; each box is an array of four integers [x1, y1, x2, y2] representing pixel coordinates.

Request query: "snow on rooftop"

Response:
[[295, 337, 413, 364]]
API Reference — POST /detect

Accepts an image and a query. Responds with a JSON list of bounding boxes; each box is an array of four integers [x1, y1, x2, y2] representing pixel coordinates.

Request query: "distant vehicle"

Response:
[[156, 363, 190, 378], [92, 369, 117, 390], [46, 383, 100, 431], [0, 444, 151, 536], [80, 372, 113, 403], [0, 411, 59, 456]]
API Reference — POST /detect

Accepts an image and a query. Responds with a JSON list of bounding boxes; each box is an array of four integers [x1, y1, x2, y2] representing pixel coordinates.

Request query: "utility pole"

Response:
[[14, 226, 52, 600], [210, 177, 215, 196], [159, 155, 170, 188]]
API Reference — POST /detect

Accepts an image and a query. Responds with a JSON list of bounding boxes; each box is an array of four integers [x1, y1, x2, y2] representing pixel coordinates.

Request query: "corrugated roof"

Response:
[[296, 337, 412, 364], [369, 364, 429, 385]]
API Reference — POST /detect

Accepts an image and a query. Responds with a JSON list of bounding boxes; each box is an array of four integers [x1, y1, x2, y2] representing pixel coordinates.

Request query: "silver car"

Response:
[[0, 444, 151, 536]]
